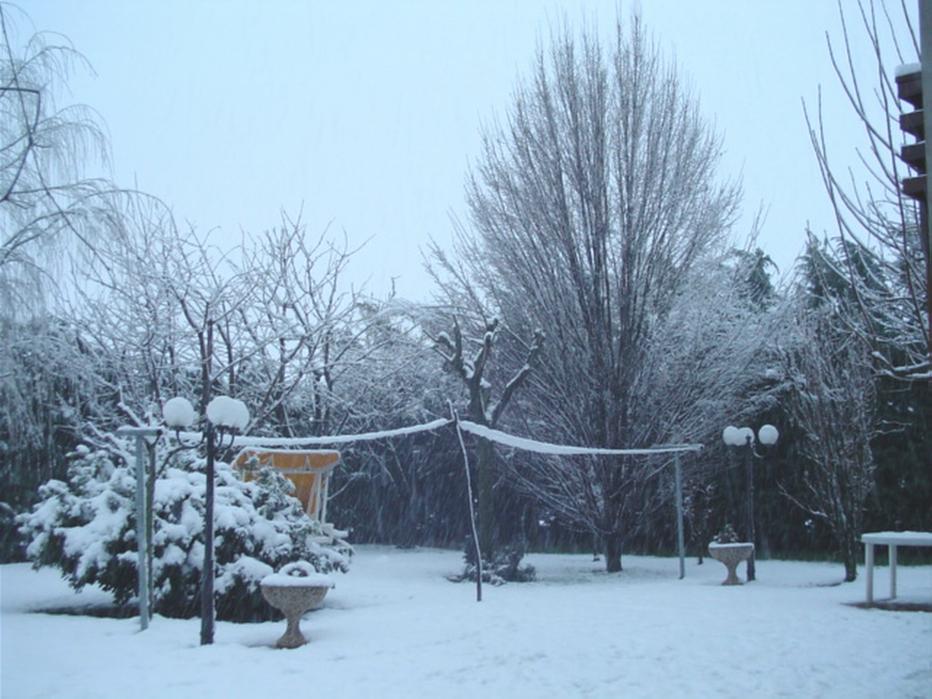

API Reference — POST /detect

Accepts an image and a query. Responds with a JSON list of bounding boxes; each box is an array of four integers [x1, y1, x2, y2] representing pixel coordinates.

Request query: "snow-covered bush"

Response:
[[17, 444, 351, 621], [449, 538, 536, 586]]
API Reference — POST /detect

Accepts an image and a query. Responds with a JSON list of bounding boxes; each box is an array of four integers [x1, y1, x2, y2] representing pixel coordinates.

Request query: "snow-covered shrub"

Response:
[[17, 444, 351, 621], [450, 538, 536, 586]]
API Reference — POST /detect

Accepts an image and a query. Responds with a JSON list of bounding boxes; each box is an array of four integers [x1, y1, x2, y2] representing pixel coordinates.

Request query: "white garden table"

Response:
[[861, 531, 932, 605]]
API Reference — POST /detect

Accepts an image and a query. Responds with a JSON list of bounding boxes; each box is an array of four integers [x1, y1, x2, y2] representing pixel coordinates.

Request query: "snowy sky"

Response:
[[19, 1, 917, 300]]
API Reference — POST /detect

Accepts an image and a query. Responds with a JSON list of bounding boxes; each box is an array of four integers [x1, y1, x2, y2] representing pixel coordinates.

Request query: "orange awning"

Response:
[[234, 448, 341, 520]]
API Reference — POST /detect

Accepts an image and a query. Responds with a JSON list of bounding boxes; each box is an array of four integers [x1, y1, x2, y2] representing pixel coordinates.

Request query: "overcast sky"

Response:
[[19, 1, 917, 301]]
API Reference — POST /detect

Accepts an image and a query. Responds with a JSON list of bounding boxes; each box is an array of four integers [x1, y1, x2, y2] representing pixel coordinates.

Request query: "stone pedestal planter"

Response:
[[708, 542, 754, 585], [261, 564, 334, 648]]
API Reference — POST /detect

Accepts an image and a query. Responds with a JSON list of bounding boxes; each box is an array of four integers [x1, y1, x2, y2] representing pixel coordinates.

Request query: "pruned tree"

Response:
[[435, 317, 543, 563]]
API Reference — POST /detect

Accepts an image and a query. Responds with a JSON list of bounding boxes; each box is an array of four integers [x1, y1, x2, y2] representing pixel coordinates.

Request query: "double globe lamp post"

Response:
[[721, 423, 779, 582], [162, 395, 249, 645]]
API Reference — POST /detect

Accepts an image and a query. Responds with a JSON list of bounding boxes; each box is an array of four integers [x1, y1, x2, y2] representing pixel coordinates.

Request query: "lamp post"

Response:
[[163, 395, 249, 645], [114, 425, 162, 631], [722, 424, 779, 582]]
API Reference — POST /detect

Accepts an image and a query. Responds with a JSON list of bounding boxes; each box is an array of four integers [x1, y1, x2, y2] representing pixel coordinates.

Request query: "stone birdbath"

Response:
[[708, 542, 755, 585], [260, 561, 334, 648]]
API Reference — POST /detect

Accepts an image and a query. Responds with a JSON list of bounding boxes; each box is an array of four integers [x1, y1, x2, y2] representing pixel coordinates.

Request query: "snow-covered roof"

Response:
[[895, 62, 921, 78]]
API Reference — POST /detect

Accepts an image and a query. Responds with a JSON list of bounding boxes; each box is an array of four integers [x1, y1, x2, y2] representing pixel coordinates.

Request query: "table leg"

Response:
[[865, 542, 874, 605], [890, 545, 897, 600]]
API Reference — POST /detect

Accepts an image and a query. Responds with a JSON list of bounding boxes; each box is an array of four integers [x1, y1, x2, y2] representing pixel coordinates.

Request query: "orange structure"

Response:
[[233, 448, 341, 522]]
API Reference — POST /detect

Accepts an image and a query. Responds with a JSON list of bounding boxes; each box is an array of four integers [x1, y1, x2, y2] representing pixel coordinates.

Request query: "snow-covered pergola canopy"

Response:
[[176, 418, 702, 456]]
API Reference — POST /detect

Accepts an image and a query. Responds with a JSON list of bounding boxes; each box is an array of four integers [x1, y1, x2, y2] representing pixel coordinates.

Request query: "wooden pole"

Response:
[[674, 455, 685, 579], [745, 444, 756, 582], [452, 406, 482, 602]]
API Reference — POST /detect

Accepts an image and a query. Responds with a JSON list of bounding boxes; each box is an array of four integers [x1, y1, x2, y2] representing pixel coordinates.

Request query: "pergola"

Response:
[[233, 448, 341, 525]]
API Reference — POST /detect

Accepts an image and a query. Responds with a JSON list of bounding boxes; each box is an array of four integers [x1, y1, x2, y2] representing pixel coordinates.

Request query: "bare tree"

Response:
[[499, 258, 774, 569], [430, 16, 743, 571], [238, 218, 368, 436], [806, 0, 928, 379], [779, 306, 876, 581], [0, 3, 111, 311]]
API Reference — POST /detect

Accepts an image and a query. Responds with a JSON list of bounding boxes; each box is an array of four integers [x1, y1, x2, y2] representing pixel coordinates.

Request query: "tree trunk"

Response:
[[604, 534, 623, 572], [842, 529, 859, 582]]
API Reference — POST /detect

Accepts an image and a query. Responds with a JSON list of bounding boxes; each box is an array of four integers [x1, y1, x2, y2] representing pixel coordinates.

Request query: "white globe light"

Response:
[[722, 426, 741, 446], [206, 395, 250, 431], [759, 424, 779, 445], [738, 427, 755, 446], [206, 395, 236, 428], [163, 397, 195, 429], [230, 399, 250, 431]]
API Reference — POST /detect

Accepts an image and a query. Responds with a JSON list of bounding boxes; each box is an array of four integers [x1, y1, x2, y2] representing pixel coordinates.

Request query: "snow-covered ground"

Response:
[[2, 546, 930, 698]]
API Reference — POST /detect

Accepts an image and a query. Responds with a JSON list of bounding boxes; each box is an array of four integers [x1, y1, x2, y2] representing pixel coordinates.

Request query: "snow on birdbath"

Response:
[[708, 524, 754, 585], [260, 561, 334, 649], [708, 542, 755, 585]]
